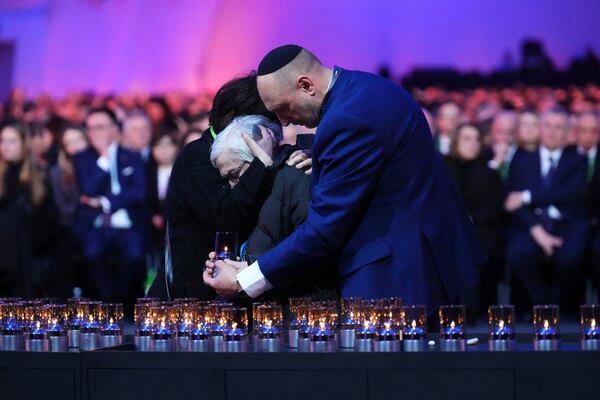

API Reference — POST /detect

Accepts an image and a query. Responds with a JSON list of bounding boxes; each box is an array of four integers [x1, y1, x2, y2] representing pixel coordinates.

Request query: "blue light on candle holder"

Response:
[[403, 305, 428, 352], [488, 305, 516, 351], [580, 304, 600, 351], [533, 305, 560, 351], [439, 305, 466, 351]]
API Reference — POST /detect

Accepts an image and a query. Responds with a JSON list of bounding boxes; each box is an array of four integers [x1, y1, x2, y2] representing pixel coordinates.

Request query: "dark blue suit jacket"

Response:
[[507, 146, 588, 230], [258, 68, 485, 308], [73, 146, 147, 230]]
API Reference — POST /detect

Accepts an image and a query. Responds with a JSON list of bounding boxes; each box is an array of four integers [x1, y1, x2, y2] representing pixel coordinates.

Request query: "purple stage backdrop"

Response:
[[0, 0, 599, 96]]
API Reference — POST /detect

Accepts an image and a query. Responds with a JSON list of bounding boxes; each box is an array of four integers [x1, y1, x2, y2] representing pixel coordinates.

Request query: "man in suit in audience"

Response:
[[73, 107, 147, 302], [576, 112, 600, 291], [504, 108, 589, 307]]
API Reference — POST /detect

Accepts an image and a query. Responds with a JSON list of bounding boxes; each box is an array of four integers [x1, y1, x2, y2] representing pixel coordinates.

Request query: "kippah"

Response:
[[257, 44, 302, 76]]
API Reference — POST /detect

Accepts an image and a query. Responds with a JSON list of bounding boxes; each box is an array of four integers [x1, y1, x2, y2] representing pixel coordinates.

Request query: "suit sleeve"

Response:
[[73, 151, 110, 197], [257, 115, 389, 288], [506, 154, 539, 229]]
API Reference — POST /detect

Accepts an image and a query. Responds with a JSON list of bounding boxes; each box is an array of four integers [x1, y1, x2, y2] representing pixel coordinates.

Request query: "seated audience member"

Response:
[[504, 108, 589, 308], [0, 123, 56, 297], [73, 107, 146, 302], [147, 131, 179, 255], [576, 112, 600, 289], [486, 111, 518, 180], [209, 115, 337, 300], [516, 110, 540, 151], [434, 102, 461, 155], [443, 124, 505, 315], [48, 125, 88, 295], [122, 111, 153, 162]]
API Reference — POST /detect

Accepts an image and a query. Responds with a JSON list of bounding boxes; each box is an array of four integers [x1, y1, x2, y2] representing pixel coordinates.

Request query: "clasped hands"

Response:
[[203, 252, 248, 299]]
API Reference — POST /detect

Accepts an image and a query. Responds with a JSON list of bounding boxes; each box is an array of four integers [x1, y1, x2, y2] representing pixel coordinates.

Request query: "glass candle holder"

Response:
[[580, 304, 600, 351], [402, 305, 427, 352], [47, 304, 68, 352], [581, 304, 600, 340], [223, 307, 248, 341], [439, 305, 466, 340], [488, 305, 516, 340], [255, 304, 283, 339], [533, 305, 560, 340], [288, 297, 310, 348], [0, 302, 25, 351], [439, 305, 466, 352], [215, 232, 239, 261], [533, 305, 560, 351], [101, 303, 124, 335]]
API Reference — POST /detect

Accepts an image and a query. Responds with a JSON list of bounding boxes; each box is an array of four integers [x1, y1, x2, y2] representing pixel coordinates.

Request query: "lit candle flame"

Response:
[[35, 321, 40, 329], [384, 322, 391, 331], [543, 320, 549, 329], [499, 320, 505, 329], [89, 315, 93, 322], [231, 322, 237, 330], [411, 320, 417, 329], [109, 317, 114, 324], [144, 318, 150, 326], [224, 246, 228, 252], [592, 319, 596, 329], [319, 321, 326, 330], [364, 321, 370, 329], [450, 321, 455, 329], [265, 320, 272, 329], [160, 321, 165, 329]]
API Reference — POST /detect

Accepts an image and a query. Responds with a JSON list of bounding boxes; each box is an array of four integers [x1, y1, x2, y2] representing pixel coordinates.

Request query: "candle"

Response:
[[225, 322, 245, 341], [154, 321, 172, 339], [583, 318, 600, 340], [356, 321, 376, 340], [536, 319, 558, 339], [259, 320, 280, 339], [191, 324, 209, 340], [28, 321, 47, 339], [443, 321, 465, 340], [404, 319, 426, 340], [102, 317, 122, 335], [376, 322, 400, 341], [491, 319, 515, 340], [217, 246, 232, 260]]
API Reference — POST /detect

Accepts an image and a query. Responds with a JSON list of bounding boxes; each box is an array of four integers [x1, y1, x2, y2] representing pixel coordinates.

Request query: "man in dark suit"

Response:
[[73, 107, 147, 302], [576, 112, 600, 292], [504, 108, 589, 306], [204, 45, 485, 310]]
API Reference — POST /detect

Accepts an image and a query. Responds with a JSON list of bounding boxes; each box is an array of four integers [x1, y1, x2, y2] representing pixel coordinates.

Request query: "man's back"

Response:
[[259, 68, 485, 309]]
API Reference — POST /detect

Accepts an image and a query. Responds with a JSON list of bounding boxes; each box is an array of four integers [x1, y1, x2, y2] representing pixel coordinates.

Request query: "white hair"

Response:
[[210, 115, 282, 167]]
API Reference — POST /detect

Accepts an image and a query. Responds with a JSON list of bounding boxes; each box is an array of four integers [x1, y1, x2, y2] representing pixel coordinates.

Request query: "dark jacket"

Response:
[[0, 162, 56, 296], [258, 68, 485, 309], [245, 145, 338, 299], [507, 145, 588, 231], [151, 131, 273, 299], [73, 145, 147, 230]]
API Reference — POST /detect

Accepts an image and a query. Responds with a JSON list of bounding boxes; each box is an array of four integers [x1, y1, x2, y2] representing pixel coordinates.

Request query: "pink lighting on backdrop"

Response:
[[0, 0, 599, 96]]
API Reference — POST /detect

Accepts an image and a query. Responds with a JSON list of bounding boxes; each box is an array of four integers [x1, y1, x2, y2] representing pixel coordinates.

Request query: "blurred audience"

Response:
[[1, 83, 600, 317]]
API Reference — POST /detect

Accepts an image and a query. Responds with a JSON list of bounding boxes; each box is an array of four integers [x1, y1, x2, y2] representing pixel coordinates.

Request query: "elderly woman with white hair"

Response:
[[209, 115, 337, 300]]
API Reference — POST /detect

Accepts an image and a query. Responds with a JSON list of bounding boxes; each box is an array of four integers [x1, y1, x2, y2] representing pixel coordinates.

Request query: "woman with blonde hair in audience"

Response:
[[0, 122, 56, 297]]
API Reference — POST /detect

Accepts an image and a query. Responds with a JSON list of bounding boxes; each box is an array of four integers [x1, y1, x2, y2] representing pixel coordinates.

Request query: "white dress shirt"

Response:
[[522, 146, 562, 220]]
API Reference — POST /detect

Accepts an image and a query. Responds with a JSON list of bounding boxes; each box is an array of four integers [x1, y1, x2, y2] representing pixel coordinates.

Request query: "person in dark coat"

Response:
[[209, 116, 337, 300], [443, 124, 506, 317], [149, 73, 310, 299], [73, 107, 147, 302], [504, 108, 589, 308], [0, 123, 56, 297]]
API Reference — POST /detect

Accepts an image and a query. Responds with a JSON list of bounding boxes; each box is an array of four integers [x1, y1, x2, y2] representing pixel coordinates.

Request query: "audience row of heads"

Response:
[[429, 104, 600, 162]]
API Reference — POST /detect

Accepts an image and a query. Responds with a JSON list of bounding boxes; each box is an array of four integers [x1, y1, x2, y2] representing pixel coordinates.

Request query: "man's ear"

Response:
[[297, 76, 316, 95]]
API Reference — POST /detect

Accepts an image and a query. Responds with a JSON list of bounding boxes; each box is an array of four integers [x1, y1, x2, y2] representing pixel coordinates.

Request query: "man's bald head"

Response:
[[257, 45, 332, 128]]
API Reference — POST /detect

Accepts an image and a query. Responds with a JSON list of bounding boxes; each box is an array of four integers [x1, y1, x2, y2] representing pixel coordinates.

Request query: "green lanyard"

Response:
[[209, 126, 217, 140]]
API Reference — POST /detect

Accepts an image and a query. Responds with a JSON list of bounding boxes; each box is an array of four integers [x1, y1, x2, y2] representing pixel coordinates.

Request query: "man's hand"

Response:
[[80, 195, 102, 208], [203, 258, 248, 299], [242, 133, 273, 167], [530, 224, 563, 256], [491, 142, 509, 168], [287, 149, 313, 175], [505, 191, 525, 212]]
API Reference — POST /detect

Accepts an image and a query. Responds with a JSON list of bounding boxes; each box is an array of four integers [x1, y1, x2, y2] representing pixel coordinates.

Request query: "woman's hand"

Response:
[[287, 149, 313, 175]]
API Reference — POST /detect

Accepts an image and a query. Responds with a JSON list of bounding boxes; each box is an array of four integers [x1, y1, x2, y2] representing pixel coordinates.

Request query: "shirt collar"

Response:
[[540, 145, 562, 161], [578, 144, 597, 159]]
